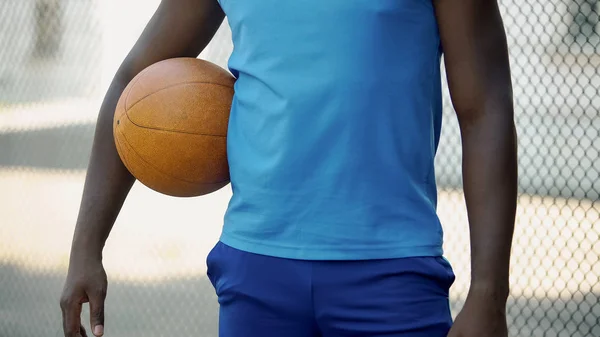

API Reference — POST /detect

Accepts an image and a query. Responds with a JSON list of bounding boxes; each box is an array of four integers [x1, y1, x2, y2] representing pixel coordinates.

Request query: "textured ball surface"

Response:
[[114, 58, 235, 197]]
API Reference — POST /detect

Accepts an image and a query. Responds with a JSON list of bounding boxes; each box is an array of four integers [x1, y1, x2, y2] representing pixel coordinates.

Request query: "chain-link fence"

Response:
[[0, 1, 598, 337]]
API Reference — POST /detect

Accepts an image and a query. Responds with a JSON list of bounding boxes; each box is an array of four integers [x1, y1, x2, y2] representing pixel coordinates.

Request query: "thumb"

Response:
[[89, 291, 105, 337]]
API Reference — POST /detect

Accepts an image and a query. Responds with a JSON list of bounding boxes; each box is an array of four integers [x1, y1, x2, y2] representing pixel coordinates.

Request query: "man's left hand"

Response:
[[447, 287, 509, 337]]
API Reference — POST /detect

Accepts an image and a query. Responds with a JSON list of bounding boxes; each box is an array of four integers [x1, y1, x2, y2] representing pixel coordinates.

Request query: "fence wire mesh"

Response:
[[0, 1, 599, 337]]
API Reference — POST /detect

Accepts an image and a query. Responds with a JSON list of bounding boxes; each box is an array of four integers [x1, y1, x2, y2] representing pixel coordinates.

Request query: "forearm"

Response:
[[460, 111, 517, 297], [71, 73, 136, 259], [69, 0, 225, 260]]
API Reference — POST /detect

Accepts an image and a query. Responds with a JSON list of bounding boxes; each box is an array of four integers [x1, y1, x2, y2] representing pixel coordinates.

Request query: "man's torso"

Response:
[[219, 0, 445, 260]]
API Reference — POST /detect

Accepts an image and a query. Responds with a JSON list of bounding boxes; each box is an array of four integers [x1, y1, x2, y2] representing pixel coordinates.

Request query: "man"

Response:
[[60, 0, 517, 336]]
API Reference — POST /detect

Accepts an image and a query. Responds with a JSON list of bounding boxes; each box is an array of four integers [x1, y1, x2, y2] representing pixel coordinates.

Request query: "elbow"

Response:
[[456, 95, 515, 131]]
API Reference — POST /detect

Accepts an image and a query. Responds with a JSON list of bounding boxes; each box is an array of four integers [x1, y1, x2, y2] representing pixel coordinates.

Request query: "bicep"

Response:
[[433, 0, 512, 121], [121, 0, 225, 76]]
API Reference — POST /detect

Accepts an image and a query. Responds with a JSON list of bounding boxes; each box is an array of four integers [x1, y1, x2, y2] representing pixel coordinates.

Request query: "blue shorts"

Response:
[[206, 241, 455, 337]]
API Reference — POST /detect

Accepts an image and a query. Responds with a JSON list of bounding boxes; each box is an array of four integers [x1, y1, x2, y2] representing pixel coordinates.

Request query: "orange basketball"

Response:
[[113, 58, 235, 197]]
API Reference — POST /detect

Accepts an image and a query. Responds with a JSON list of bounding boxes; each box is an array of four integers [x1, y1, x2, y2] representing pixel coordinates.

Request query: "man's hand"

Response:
[[60, 255, 107, 337], [447, 287, 509, 337]]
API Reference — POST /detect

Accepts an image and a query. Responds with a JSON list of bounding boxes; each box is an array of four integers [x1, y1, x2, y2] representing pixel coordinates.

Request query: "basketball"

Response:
[[113, 58, 235, 197]]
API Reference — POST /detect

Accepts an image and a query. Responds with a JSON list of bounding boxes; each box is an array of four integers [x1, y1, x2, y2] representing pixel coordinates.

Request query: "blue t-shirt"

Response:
[[219, 0, 445, 260]]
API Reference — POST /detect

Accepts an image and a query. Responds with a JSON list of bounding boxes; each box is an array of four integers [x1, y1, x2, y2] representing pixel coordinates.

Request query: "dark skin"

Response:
[[60, 0, 517, 336], [434, 0, 517, 336]]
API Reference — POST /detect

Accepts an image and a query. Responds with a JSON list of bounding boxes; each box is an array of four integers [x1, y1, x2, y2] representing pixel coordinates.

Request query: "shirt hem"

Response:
[[219, 232, 444, 261]]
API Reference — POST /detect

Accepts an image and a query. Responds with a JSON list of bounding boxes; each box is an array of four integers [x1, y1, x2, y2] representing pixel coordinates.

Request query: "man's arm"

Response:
[[70, 0, 224, 255], [60, 1, 224, 336], [433, 0, 517, 336]]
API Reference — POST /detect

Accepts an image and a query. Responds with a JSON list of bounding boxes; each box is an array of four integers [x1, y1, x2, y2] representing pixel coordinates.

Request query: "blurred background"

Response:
[[0, 0, 598, 336]]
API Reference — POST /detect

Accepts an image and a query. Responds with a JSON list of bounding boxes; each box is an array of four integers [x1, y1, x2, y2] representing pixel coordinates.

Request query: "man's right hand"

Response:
[[60, 255, 107, 337]]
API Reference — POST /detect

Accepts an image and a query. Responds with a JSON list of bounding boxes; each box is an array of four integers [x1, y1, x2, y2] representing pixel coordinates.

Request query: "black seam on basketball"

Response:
[[118, 122, 191, 183], [124, 117, 227, 138], [126, 81, 234, 113], [116, 127, 138, 174], [125, 67, 150, 111], [114, 129, 131, 170], [119, 114, 229, 185]]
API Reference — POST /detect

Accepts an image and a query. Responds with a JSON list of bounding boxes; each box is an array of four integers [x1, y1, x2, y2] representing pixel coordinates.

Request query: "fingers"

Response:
[[89, 290, 106, 337], [60, 296, 83, 337]]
